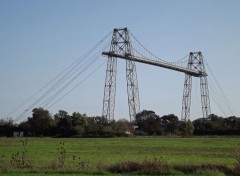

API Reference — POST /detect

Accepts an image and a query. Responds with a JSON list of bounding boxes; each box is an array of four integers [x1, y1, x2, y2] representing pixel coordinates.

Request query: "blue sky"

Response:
[[0, 0, 239, 122]]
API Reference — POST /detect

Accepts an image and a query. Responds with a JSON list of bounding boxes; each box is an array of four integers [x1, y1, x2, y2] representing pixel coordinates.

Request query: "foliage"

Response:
[[134, 111, 180, 135], [134, 110, 161, 135], [179, 120, 194, 136], [54, 110, 73, 137], [1, 108, 240, 137], [112, 119, 134, 135], [0, 119, 16, 137], [193, 114, 240, 135], [161, 114, 179, 135], [27, 108, 54, 136]]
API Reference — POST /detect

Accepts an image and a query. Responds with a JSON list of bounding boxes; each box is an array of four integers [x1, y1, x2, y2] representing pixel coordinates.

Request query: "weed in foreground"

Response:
[[47, 141, 67, 169], [57, 141, 66, 168], [234, 146, 240, 175], [72, 155, 90, 170], [10, 139, 31, 169], [0, 154, 6, 168]]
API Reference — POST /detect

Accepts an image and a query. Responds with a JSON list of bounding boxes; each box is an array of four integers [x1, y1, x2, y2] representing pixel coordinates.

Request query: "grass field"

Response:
[[0, 137, 240, 175]]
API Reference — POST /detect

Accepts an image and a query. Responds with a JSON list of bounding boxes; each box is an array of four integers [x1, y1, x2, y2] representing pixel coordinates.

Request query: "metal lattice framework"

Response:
[[181, 52, 211, 121], [103, 28, 211, 122], [102, 28, 140, 121]]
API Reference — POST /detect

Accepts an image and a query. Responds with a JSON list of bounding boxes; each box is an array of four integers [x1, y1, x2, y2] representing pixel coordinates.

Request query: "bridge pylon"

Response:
[[181, 52, 211, 121], [102, 28, 140, 121]]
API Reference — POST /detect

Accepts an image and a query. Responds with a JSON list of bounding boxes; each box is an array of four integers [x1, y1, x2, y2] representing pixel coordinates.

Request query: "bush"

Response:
[[108, 160, 140, 173], [108, 158, 170, 174], [173, 164, 233, 175]]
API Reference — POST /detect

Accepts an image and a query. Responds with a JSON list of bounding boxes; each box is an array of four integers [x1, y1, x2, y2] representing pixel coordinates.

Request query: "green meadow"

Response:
[[0, 137, 239, 175]]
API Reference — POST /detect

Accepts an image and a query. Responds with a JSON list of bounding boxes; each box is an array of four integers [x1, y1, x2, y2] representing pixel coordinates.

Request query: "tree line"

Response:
[[134, 110, 240, 136], [0, 108, 240, 137]]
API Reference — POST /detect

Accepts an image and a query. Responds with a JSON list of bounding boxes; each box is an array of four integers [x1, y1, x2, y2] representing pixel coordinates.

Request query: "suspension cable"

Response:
[[47, 60, 107, 110], [130, 32, 169, 63], [42, 49, 105, 108], [208, 78, 228, 116], [41, 41, 110, 108], [204, 59, 236, 116], [130, 32, 189, 69], [7, 31, 112, 121], [13, 32, 112, 122]]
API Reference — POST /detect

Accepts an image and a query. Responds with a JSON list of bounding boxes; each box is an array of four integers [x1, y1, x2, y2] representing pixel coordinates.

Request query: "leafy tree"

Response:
[[112, 119, 134, 135], [71, 112, 88, 127], [71, 112, 88, 136], [18, 121, 31, 134], [85, 116, 109, 135], [208, 114, 224, 130], [27, 108, 54, 136], [179, 120, 194, 136], [135, 110, 161, 135], [224, 116, 240, 129], [54, 110, 73, 136], [192, 118, 205, 130], [193, 114, 240, 135], [0, 119, 16, 136], [161, 114, 179, 135]]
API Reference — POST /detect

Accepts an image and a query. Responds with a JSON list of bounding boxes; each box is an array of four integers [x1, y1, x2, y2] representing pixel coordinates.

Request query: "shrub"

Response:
[[108, 160, 140, 173], [108, 158, 170, 174], [141, 157, 170, 174], [173, 164, 233, 175]]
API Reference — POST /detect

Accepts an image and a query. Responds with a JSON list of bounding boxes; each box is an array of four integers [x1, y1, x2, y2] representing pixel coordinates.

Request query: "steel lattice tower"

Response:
[[181, 52, 211, 121], [102, 28, 140, 121]]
